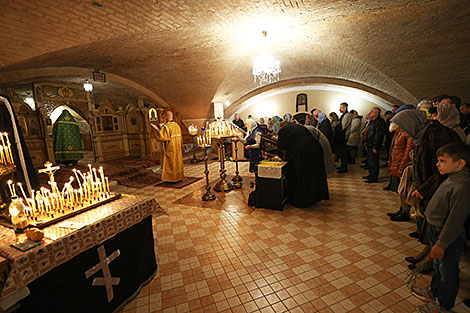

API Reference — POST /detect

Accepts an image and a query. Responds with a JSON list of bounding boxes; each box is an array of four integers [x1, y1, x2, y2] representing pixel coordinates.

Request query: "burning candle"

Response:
[[0, 133, 8, 164], [4, 133, 12, 164], [7, 180, 14, 197], [17, 182, 28, 202], [0, 146, 5, 164], [105, 177, 110, 196]]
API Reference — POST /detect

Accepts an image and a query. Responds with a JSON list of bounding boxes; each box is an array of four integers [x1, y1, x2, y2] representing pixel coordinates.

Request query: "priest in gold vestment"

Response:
[[154, 111, 184, 182]]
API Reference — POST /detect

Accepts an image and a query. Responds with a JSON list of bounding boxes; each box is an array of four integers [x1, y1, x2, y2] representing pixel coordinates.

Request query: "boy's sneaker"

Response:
[[411, 286, 435, 301], [416, 301, 450, 313]]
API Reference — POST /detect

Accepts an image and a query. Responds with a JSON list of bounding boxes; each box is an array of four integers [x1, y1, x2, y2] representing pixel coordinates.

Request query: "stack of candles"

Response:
[[197, 131, 212, 147], [205, 119, 238, 139], [0, 132, 14, 165], [188, 124, 198, 136], [6, 165, 112, 220]]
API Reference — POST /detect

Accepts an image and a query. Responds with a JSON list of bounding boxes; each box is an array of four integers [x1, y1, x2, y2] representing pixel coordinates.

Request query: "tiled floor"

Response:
[[117, 159, 470, 313]]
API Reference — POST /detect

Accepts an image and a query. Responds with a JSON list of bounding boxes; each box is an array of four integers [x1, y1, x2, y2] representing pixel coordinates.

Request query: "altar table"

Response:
[[0, 195, 164, 313]]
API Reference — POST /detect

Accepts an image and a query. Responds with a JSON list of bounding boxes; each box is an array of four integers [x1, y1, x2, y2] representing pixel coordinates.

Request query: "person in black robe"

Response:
[[0, 95, 40, 200], [277, 122, 329, 207]]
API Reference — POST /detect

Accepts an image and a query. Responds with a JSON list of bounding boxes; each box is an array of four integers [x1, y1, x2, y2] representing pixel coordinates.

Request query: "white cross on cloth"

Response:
[[85, 245, 121, 302]]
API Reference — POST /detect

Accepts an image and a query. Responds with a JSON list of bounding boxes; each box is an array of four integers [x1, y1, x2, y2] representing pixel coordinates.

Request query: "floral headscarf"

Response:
[[437, 103, 460, 128]]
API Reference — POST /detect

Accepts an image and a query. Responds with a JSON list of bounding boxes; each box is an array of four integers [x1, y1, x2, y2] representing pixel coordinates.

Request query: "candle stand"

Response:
[[213, 137, 233, 192], [231, 137, 243, 189], [200, 145, 216, 201], [190, 134, 201, 163]]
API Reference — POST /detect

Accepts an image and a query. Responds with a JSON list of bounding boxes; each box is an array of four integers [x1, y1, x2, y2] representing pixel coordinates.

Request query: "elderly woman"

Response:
[[271, 116, 282, 136], [437, 103, 466, 142], [240, 119, 263, 173], [391, 109, 461, 266]]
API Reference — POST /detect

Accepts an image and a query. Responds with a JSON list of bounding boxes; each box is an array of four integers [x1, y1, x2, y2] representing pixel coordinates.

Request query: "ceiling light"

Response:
[[224, 99, 230, 107], [252, 31, 281, 85], [83, 80, 93, 92]]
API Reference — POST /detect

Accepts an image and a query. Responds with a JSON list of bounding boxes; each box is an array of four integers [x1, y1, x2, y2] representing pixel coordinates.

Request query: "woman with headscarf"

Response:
[[391, 109, 461, 265], [277, 123, 329, 207], [328, 112, 340, 155], [271, 116, 281, 136], [437, 103, 466, 142], [316, 112, 334, 149], [240, 119, 263, 173], [386, 121, 415, 221]]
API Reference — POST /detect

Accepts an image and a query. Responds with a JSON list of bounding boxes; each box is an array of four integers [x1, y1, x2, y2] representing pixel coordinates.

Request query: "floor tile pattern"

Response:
[[116, 160, 470, 312]]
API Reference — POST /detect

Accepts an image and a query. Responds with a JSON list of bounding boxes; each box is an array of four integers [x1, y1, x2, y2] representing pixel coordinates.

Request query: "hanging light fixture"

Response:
[[252, 31, 281, 85], [83, 79, 93, 92]]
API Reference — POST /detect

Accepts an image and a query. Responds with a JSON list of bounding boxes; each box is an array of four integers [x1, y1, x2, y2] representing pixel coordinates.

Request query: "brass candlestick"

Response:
[[213, 137, 233, 192], [201, 146, 216, 201], [231, 137, 242, 189], [190, 134, 201, 163]]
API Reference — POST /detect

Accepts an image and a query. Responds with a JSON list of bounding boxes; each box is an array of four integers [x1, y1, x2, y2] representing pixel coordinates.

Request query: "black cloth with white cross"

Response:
[[17, 215, 157, 313]]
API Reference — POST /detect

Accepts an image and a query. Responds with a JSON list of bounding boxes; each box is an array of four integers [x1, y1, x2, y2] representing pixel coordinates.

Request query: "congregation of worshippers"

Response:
[[233, 94, 470, 312]]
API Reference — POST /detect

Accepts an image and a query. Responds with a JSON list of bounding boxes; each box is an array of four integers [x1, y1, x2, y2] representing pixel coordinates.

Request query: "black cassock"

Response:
[[0, 94, 40, 198], [278, 123, 329, 207]]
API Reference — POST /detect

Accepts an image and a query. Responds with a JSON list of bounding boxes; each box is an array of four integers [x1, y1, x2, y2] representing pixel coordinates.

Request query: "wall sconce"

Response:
[[83, 80, 93, 92]]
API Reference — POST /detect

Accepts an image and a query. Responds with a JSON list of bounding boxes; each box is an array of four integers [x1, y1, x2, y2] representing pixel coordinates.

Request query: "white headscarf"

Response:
[[246, 118, 258, 135]]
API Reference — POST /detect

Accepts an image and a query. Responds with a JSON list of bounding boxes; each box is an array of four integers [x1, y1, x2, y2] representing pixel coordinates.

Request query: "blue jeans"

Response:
[[426, 223, 466, 310], [366, 146, 380, 180]]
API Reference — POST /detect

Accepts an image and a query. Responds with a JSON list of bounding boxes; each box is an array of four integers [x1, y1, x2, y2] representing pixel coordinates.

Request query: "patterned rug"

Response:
[[101, 158, 159, 169], [173, 176, 255, 214], [39, 159, 161, 189], [154, 176, 201, 189], [112, 167, 162, 188]]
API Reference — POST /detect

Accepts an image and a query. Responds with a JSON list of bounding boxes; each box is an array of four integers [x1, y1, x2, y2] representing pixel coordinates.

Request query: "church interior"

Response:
[[0, 1, 470, 312]]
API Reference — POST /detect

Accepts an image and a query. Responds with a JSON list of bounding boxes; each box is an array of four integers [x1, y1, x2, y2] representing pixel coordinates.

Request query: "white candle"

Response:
[[4, 133, 12, 164], [17, 182, 28, 201], [0, 146, 5, 164], [105, 177, 110, 196], [0, 133, 8, 164], [73, 169, 82, 190]]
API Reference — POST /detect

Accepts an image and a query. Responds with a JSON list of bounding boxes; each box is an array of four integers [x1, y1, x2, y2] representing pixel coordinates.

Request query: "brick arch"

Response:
[[0, 67, 170, 108], [224, 77, 406, 118], [213, 46, 417, 119]]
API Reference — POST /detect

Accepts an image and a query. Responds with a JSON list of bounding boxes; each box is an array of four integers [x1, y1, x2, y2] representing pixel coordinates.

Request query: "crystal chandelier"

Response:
[[252, 31, 281, 85]]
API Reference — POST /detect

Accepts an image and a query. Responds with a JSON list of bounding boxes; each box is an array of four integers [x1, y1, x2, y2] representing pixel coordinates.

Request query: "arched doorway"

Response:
[[50, 105, 94, 164]]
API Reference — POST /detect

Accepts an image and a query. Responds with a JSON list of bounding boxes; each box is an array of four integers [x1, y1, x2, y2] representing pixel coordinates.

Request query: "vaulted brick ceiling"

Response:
[[0, 0, 469, 118]]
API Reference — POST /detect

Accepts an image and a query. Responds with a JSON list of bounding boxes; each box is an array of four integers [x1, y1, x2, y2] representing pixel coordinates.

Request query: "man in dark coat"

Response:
[[277, 123, 329, 207], [232, 113, 245, 131], [0, 95, 40, 200], [363, 107, 386, 183]]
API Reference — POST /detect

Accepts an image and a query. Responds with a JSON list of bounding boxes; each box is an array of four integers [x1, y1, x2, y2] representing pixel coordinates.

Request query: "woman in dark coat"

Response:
[[278, 123, 329, 207], [316, 112, 334, 149]]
